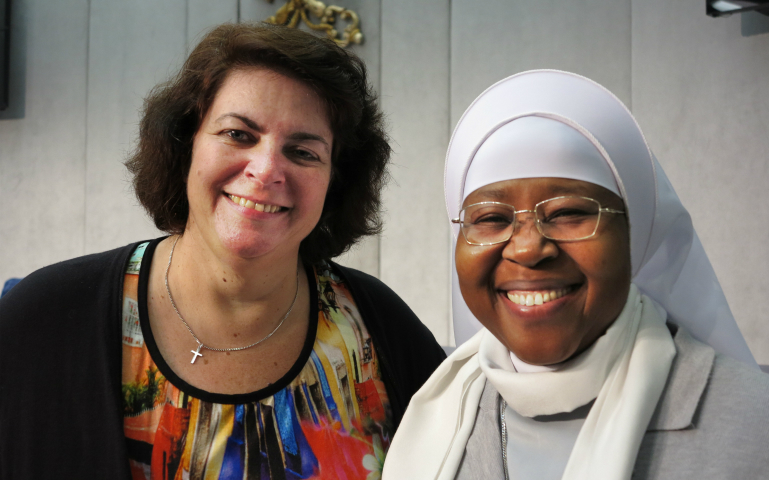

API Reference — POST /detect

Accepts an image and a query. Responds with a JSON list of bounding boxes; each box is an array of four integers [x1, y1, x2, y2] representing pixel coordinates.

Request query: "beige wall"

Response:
[[1, 0, 768, 362]]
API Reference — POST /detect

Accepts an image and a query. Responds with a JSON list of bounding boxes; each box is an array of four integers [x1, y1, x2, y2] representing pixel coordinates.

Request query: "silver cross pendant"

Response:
[[190, 344, 204, 364]]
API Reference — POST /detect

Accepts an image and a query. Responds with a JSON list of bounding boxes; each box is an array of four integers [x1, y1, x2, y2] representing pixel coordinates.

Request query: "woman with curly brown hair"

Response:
[[0, 23, 444, 479]]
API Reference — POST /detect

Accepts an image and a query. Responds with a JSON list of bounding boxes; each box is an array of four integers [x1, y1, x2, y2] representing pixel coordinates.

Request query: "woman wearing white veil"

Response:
[[382, 70, 769, 480]]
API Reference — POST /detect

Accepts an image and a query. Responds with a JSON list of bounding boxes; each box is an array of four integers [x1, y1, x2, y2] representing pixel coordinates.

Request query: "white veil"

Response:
[[445, 70, 757, 367]]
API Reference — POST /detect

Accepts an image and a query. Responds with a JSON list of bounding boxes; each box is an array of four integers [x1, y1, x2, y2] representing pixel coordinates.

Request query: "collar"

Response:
[[479, 325, 714, 432], [646, 325, 715, 431]]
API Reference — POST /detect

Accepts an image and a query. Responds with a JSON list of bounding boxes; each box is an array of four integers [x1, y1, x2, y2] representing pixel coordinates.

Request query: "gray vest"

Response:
[[454, 380, 505, 479]]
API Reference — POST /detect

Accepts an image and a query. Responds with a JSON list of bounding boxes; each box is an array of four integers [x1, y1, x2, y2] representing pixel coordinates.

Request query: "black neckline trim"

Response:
[[137, 237, 319, 405]]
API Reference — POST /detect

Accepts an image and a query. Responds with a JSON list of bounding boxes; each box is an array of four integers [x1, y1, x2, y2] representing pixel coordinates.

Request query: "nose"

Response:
[[243, 139, 286, 185], [501, 211, 558, 267]]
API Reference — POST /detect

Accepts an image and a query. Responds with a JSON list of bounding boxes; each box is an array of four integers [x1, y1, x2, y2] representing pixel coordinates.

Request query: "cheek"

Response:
[[573, 234, 632, 319], [456, 243, 492, 286], [455, 242, 502, 315], [188, 144, 238, 194], [292, 169, 332, 224], [312, 175, 332, 204], [305, 173, 331, 206]]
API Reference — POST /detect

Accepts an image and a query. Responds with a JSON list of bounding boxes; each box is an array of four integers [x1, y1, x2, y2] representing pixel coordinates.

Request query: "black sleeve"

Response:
[[0, 243, 141, 480], [331, 262, 447, 428]]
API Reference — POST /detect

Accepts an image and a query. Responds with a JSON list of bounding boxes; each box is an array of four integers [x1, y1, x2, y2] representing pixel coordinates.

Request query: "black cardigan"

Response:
[[0, 241, 446, 479]]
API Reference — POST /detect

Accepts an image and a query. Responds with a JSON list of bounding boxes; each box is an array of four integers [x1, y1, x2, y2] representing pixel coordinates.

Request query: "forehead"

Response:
[[207, 67, 331, 132], [464, 177, 624, 207]]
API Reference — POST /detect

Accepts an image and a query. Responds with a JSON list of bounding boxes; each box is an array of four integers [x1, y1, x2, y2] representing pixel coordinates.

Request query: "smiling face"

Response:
[[185, 67, 333, 261], [455, 177, 632, 365]]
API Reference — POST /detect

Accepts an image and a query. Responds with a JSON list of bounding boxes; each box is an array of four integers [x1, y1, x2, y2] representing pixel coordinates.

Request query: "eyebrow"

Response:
[[472, 182, 603, 201], [287, 132, 331, 151], [473, 188, 508, 200], [218, 113, 262, 131], [217, 113, 331, 152], [547, 184, 593, 196]]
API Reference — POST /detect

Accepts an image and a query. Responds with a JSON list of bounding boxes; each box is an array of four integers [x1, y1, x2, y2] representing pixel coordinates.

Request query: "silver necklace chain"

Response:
[[164, 236, 300, 364], [500, 395, 510, 480]]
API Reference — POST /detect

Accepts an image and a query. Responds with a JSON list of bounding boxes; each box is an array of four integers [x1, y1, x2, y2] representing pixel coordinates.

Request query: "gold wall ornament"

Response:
[[264, 0, 363, 47]]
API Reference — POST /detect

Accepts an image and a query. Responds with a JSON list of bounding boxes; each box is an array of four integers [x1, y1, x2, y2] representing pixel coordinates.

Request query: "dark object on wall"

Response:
[[707, 0, 769, 17], [0, 0, 10, 111]]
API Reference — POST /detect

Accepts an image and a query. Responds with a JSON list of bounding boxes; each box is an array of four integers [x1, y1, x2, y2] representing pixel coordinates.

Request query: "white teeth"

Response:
[[228, 194, 282, 213], [506, 287, 572, 306]]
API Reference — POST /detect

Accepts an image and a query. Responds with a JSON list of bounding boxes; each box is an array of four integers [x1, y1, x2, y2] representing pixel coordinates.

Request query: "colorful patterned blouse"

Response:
[[121, 241, 393, 480]]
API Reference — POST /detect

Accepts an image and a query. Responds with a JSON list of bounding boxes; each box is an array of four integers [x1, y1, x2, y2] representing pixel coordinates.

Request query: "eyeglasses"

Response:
[[451, 196, 625, 246]]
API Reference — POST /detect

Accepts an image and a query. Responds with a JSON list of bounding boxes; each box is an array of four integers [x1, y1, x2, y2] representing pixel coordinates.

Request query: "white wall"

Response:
[[0, 0, 88, 281], [631, 0, 769, 363], [1, 0, 768, 363], [380, 0, 452, 344]]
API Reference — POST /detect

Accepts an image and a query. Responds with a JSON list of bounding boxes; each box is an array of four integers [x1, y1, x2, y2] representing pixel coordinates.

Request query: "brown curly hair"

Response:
[[125, 22, 390, 264]]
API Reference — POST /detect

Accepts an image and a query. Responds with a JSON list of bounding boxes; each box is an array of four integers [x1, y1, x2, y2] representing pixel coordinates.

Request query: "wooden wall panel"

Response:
[[450, 0, 632, 126], [239, 0, 275, 24], [0, 0, 88, 281], [325, 0, 382, 278], [188, 0, 239, 46], [85, 0, 187, 253], [380, 0, 451, 344]]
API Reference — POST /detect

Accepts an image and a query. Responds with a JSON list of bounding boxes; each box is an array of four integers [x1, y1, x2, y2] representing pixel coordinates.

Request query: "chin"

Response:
[[216, 228, 279, 259], [506, 332, 581, 366], [512, 347, 569, 366]]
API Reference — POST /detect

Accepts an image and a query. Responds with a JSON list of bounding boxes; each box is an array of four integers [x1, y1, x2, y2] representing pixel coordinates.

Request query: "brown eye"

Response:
[[225, 130, 253, 143], [543, 208, 593, 223], [286, 146, 320, 162], [475, 214, 511, 225]]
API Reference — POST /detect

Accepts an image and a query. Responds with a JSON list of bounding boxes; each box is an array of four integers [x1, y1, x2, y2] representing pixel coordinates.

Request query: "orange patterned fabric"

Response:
[[122, 242, 392, 480]]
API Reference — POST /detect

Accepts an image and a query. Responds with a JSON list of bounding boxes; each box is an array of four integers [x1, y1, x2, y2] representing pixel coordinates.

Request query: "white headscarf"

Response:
[[446, 69, 756, 367]]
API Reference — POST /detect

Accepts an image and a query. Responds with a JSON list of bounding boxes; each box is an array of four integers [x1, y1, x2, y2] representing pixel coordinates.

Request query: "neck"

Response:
[[160, 231, 304, 343]]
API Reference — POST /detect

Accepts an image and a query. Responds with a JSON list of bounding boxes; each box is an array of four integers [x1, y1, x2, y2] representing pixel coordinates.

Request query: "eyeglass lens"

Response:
[[460, 197, 603, 244]]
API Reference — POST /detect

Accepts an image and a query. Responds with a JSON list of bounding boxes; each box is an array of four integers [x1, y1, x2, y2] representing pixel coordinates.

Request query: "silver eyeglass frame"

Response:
[[451, 196, 625, 246]]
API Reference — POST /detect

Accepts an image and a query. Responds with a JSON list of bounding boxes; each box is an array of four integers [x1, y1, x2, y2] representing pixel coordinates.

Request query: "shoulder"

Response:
[[328, 261, 447, 420], [0, 242, 142, 479], [329, 261, 439, 341], [670, 326, 769, 421], [701, 350, 769, 424], [0, 241, 150, 343], [1, 243, 139, 312], [329, 262, 408, 307], [636, 327, 769, 478]]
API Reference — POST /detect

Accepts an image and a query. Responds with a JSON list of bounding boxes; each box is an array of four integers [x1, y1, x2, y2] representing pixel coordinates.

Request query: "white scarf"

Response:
[[382, 285, 675, 480]]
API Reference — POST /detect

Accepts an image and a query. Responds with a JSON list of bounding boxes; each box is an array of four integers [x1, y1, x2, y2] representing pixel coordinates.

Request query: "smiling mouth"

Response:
[[505, 286, 577, 306], [228, 194, 287, 214]]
